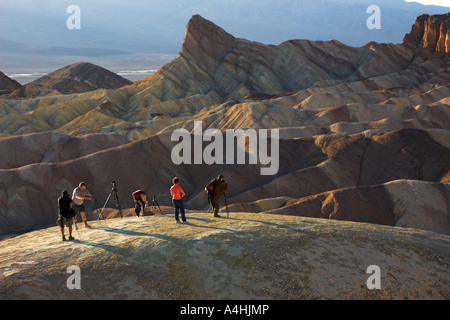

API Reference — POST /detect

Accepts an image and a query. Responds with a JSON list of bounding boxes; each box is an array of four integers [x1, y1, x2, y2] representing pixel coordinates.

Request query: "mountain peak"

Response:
[[180, 15, 235, 60]]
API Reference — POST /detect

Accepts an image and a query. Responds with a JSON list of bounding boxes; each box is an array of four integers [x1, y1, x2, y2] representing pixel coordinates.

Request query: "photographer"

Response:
[[132, 189, 148, 217], [208, 174, 228, 218], [57, 191, 75, 241], [72, 182, 93, 228]]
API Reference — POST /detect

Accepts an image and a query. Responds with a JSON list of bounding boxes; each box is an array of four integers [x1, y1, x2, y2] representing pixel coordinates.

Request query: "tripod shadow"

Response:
[[182, 216, 238, 233], [98, 226, 153, 238], [97, 226, 182, 243], [71, 239, 123, 254], [185, 216, 215, 223]]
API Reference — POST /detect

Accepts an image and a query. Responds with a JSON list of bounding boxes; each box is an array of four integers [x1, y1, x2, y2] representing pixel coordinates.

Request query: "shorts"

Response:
[[57, 216, 74, 228], [72, 203, 85, 215]]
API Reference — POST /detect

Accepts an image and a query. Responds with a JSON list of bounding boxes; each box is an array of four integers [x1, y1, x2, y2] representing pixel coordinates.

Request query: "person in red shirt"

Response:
[[132, 190, 148, 217], [170, 177, 187, 223]]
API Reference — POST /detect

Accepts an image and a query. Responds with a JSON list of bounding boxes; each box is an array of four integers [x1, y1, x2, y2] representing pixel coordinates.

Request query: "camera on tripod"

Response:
[[93, 180, 123, 221]]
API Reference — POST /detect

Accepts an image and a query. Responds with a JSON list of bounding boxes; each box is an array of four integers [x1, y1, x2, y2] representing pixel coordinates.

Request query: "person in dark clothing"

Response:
[[132, 190, 148, 217], [208, 174, 228, 217], [57, 190, 75, 241]]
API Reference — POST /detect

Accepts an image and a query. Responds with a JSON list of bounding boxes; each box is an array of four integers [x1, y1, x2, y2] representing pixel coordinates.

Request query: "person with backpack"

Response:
[[206, 174, 228, 217], [57, 190, 76, 241], [132, 190, 148, 217], [170, 177, 187, 223]]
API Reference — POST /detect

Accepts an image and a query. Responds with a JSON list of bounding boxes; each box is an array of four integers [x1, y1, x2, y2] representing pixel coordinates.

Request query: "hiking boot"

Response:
[[62, 236, 67, 241], [84, 222, 91, 228], [68, 236, 75, 241], [214, 214, 221, 218]]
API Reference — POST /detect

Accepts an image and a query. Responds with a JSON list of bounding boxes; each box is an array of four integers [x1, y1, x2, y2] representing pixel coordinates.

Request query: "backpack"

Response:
[[59, 197, 76, 218], [60, 208, 75, 219], [61, 208, 76, 219], [205, 179, 217, 195]]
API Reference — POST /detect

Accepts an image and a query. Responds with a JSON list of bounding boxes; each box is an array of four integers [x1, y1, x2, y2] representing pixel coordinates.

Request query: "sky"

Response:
[[1, 0, 448, 51], [406, 0, 449, 6]]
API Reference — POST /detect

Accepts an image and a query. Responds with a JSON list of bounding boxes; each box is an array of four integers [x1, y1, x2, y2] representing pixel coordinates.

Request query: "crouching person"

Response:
[[132, 190, 148, 217]]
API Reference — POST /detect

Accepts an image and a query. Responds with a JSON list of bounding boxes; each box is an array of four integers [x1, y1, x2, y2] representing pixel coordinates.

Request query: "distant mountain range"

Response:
[[0, 38, 132, 57], [0, 0, 448, 55]]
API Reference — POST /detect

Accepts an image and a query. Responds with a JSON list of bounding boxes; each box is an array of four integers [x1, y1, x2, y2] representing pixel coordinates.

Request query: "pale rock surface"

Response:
[[0, 213, 448, 300]]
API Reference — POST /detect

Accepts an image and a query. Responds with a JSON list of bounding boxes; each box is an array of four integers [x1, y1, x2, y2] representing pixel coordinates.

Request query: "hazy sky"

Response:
[[1, 0, 448, 51], [406, 0, 449, 6]]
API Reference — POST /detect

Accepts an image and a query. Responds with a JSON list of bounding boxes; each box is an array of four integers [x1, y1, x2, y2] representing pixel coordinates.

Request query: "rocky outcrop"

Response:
[[403, 12, 450, 60], [1, 213, 449, 300]]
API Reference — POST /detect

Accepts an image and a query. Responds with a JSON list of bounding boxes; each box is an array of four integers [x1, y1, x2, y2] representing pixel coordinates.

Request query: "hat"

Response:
[[218, 174, 223, 179]]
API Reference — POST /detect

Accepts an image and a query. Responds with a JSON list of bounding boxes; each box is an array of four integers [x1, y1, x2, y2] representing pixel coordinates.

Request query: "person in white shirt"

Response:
[[72, 182, 93, 228]]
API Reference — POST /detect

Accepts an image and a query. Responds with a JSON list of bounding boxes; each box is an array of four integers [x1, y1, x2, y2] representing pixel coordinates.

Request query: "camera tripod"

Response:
[[93, 181, 123, 225], [151, 195, 163, 215], [205, 192, 230, 218]]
